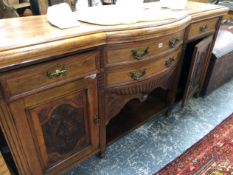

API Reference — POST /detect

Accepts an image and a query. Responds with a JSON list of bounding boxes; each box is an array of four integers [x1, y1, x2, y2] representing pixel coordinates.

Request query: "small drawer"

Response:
[[106, 48, 182, 87], [1, 51, 98, 99], [188, 18, 218, 40], [106, 31, 184, 65]]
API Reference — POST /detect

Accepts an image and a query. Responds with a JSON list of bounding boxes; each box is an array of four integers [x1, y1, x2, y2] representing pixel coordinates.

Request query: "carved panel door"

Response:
[[182, 35, 213, 105], [8, 77, 99, 174]]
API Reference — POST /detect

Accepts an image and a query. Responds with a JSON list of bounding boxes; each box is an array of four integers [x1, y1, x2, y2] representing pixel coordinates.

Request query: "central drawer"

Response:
[[106, 47, 182, 87], [105, 30, 184, 65]]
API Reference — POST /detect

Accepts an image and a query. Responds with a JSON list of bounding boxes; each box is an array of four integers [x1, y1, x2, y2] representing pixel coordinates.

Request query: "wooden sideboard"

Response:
[[0, 2, 228, 175]]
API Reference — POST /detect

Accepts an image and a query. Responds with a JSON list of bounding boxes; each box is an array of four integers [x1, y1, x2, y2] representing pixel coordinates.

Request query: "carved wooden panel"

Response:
[[40, 104, 86, 156], [28, 92, 90, 168], [183, 35, 213, 104]]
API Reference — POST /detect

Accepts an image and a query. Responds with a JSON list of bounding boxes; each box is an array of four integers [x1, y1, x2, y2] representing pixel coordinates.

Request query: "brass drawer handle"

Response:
[[47, 66, 67, 79], [199, 25, 208, 33], [165, 57, 175, 68], [169, 38, 180, 48], [130, 69, 146, 80], [131, 47, 149, 60]]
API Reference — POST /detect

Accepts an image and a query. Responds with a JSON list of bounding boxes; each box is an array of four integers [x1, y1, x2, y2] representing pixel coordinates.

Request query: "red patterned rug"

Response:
[[156, 113, 233, 175]]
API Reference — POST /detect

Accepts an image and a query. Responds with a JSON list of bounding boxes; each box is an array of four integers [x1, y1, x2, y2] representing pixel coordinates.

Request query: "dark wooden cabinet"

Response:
[[4, 75, 99, 174]]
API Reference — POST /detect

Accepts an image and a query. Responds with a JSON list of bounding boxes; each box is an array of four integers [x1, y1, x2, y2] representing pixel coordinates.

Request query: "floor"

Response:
[[67, 78, 233, 175]]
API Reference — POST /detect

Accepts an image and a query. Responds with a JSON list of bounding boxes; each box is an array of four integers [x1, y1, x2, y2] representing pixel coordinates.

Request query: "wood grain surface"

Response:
[[0, 2, 227, 51]]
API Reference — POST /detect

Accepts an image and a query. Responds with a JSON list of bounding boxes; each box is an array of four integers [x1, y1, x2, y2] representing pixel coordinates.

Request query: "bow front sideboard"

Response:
[[0, 2, 228, 175]]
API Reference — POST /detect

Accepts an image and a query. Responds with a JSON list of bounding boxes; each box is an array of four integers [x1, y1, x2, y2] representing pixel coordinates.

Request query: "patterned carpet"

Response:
[[67, 78, 233, 175], [156, 114, 233, 175]]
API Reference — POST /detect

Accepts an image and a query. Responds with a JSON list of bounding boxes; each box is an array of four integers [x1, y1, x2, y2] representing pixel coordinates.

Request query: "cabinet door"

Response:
[[182, 35, 213, 104], [8, 77, 99, 174]]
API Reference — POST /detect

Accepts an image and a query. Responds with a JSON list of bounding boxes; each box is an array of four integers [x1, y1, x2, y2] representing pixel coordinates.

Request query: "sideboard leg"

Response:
[[97, 150, 106, 158], [99, 115, 107, 158], [194, 92, 200, 98], [165, 107, 172, 117]]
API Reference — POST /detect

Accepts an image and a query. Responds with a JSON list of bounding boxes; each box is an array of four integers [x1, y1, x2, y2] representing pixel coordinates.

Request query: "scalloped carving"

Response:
[[108, 68, 174, 96], [105, 69, 175, 124]]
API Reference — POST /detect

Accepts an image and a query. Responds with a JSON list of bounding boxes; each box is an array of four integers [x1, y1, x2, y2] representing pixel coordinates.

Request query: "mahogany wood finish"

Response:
[[0, 2, 228, 175]]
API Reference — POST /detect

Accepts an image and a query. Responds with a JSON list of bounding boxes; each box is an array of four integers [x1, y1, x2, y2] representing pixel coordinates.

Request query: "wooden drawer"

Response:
[[188, 18, 218, 40], [105, 31, 184, 65], [1, 51, 98, 100], [106, 47, 182, 87]]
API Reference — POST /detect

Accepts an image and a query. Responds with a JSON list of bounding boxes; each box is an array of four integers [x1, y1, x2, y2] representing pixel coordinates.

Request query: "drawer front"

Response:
[[106, 31, 184, 65], [106, 48, 182, 87], [1, 51, 98, 99], [188, 18, 218, 40]]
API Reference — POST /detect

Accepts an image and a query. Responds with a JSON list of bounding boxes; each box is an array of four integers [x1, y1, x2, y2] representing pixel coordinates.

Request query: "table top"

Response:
[[0, 2, 228, 53]]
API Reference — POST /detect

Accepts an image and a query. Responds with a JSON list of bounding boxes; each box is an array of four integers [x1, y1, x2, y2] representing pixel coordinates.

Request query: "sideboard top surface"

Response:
[[0, 2, 228, 72]]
